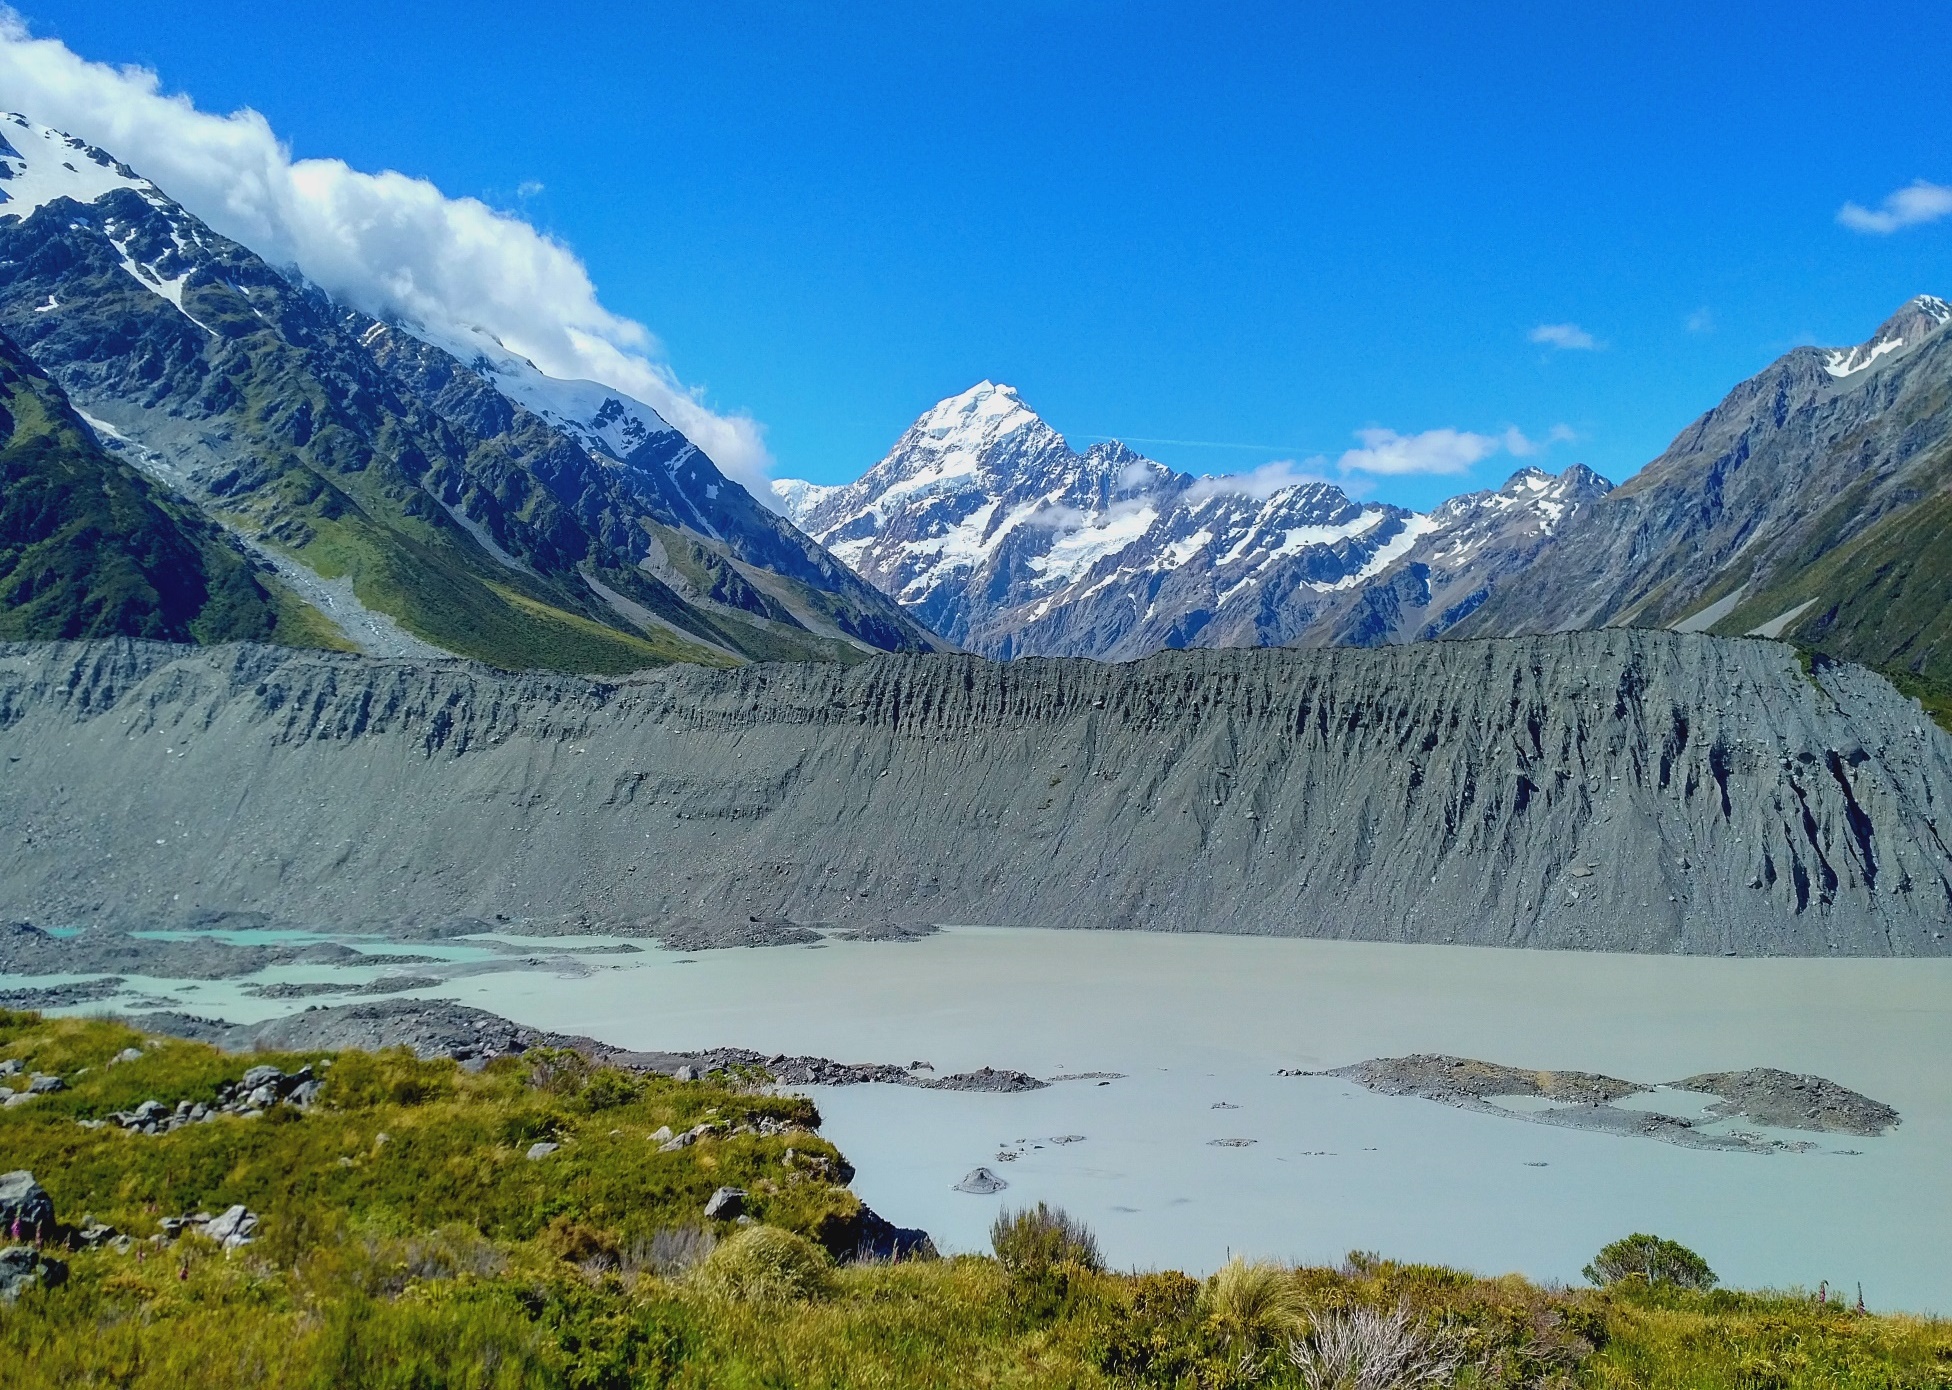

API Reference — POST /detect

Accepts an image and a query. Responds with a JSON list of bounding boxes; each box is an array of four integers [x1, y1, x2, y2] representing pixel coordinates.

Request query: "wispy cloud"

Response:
[[1528, 322, 1601, 351], [1184, 457, 1335, 502], [1837, 180, 1952, 235], [1685, 307, 1715, 335], [1127, 424, 1573, 491], [515, 179, 545, 199], [0, 10, 774, 488], [1341, 426, 1510, 477]]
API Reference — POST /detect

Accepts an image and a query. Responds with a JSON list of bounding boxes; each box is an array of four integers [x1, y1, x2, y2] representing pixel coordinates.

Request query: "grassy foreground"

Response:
[[1, 1012, 1947, 1389]]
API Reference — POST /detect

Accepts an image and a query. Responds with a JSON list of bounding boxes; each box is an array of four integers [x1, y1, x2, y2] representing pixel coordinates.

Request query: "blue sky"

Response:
[[17, 2, 1952, 508]]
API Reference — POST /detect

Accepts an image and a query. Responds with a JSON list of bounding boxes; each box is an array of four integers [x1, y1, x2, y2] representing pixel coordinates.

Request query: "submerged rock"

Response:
[[954, 1167, 1008, 1195]]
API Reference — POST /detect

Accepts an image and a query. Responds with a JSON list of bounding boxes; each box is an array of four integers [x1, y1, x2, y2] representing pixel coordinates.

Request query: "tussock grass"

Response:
[[692, 1224, 832, 1303]]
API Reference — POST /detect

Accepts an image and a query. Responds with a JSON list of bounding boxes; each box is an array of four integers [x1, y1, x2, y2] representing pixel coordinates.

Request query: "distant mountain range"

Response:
[[0, 114, 940, 671], [779, 299, 1952, 712], [2, 110, 1947, 707], [774, 382, 1610, 657]]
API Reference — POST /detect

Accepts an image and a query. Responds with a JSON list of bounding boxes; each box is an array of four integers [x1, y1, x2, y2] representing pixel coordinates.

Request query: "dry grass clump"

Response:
[[1286, 1301, 1467, 1390], [691, 1224, 832, 1303], [622, 1223, 717, 1277], [1201, 1257, 1306, 1356]]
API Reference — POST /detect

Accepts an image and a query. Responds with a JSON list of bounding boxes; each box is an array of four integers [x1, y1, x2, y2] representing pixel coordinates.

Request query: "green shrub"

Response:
[[577, 1067, 644, 1113], [990, 1202, 1104, 1274], [522, 1046, 591, 1098], [320, 1048, 456, 1109], [691, 1224, 831, 1303], [1096, 1270, 1205, 1384], [1584, 1233, 1718, 1291]]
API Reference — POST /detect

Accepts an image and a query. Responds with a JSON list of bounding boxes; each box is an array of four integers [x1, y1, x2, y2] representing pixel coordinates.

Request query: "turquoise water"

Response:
[[16, 928, 1952, 1311]]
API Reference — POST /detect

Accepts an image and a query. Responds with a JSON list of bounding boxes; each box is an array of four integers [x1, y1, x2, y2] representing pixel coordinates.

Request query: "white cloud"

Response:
[[1184, 457, 1334, 502], [1337, 426, 1505, 477], [1837, 180, 1952, 235], [1528, 322, 1600, 351], [1172, 425, 1572, 493], [0, 11, 774, 488], [1685, 307, 1715, 335], [515, 180, 545, 199]]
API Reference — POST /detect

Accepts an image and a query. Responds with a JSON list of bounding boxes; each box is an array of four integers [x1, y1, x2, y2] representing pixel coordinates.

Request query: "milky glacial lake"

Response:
[[29, 928, 1952, 1312]]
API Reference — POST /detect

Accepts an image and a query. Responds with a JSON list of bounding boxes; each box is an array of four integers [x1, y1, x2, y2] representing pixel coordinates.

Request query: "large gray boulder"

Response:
[[0, 1246, 65, 1302], [0, 1171, 53, 1236], [205, 1204, 258, 1249]]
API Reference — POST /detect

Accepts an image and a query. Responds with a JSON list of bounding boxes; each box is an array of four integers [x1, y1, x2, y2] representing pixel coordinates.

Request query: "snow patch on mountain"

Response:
[[1822, 294, 1952, 377], [415, 319, 682, 464], [0, 113, 155, 219]]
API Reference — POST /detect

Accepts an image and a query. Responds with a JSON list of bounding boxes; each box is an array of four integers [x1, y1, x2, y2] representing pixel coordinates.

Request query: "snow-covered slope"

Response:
[[775, 382, 1610, 658], [0, 115, 153, 220]]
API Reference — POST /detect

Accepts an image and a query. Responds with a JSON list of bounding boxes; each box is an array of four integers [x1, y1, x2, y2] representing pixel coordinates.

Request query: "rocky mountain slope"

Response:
[[1, 633, 1946, 955], [775, 382, 1609, 659], [1453, 296, 1952, 693], [0, 330, 331, 646], [0, 114, 938, 672]]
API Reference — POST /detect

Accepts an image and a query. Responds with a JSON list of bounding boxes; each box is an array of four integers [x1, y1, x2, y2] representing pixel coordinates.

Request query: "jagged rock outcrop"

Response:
[[0, 634, 1947, 954]]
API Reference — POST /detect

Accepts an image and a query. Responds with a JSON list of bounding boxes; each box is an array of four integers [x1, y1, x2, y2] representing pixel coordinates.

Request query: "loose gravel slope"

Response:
[[0, 632, 1947, 955]]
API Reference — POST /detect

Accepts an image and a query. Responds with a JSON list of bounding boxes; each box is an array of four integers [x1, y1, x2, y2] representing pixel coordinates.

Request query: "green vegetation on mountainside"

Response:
[[164, 282, 733, 674], [0, 333, 338, 647], [3, 1012, 1949, 1389], [1708, 446, 1952, 729], [0, 190, 926, 674]]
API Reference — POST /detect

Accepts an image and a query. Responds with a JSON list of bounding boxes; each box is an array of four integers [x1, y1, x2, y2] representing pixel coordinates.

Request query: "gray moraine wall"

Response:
[[0, 632, 1947, 955]]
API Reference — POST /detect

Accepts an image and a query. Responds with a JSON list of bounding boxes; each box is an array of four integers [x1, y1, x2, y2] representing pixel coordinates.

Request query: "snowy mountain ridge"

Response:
[[0, 114, 154, 220], [1821, 294, 1952, 378], [775, 381, 1610, 658]]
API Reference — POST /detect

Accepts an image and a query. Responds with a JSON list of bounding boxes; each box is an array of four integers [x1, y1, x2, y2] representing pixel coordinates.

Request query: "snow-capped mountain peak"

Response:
[[912, 379, 1044, 447], [1822, 294, 1952, 378], [777, 381, 1612, 657], [0, 114, 158, 221]]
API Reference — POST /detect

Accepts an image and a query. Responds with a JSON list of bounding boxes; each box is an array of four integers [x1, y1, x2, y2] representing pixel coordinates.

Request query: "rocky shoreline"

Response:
[[131, 999, 1049, 1093], [1307, 1054, 1900, 1152]]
